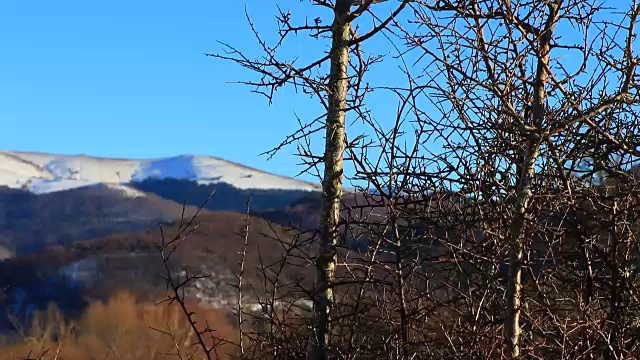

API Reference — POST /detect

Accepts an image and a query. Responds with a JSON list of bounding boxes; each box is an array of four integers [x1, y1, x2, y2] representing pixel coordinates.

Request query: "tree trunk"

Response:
[[505, 142, 538, 358], [307, 1, 352, 360], [505, 3, 557, 358]]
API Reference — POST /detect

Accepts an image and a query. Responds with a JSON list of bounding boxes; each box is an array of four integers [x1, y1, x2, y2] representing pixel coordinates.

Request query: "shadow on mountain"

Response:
[[0, 185, 199, 256], [131, 178, 317, 213]]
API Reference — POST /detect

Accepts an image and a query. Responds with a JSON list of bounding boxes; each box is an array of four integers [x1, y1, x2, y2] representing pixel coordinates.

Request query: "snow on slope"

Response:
[[103, 183, 148, 198], [0, 150, 320, 194]]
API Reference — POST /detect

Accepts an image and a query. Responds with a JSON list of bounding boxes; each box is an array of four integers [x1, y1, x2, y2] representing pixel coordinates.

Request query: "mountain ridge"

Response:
[[0, 150, 321, 194]]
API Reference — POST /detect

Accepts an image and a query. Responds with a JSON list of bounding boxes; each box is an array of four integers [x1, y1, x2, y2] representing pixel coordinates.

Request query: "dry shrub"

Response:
[[0, 291, 237, 360]]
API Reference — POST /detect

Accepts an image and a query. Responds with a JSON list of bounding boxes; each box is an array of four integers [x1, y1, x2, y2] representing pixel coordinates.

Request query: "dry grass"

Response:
[[0, 291, 238, 360]]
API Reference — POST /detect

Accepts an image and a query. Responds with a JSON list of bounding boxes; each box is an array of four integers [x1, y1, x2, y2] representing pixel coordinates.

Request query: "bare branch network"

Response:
[[156, 1, 640, 359]]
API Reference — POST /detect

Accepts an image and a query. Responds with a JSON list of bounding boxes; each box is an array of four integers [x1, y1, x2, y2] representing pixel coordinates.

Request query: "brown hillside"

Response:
[[0, 184, 203, 255], [0, 210, 311, 308]]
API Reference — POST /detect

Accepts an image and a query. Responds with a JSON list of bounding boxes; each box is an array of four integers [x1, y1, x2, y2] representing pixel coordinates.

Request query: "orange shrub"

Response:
[[0, 291, 238, 360]]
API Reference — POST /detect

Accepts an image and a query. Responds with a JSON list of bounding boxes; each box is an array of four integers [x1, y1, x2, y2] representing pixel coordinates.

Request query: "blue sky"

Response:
[[2, 1, 631, 185], [0, 0, 350, 183]]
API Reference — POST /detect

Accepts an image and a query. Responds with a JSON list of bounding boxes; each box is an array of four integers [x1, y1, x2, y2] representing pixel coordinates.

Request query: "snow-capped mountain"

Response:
[[0, 150, 320, 194]]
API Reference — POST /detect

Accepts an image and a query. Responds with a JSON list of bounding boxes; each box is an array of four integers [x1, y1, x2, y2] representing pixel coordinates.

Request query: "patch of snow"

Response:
[[102, 183, 147, 198], [28, 179, 100, 194], [60, 257, 99, 283], [242, 299, 314, 319], [133, 155, 199, 181], [0, 150, 321, 194]]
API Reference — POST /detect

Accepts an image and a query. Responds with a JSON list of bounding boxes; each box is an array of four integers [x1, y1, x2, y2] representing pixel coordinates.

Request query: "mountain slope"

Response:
[[131, 178, 317, 213], [0, 184, 202, 255], [0, 150, 320, 194], [0, 211, 309, 326]]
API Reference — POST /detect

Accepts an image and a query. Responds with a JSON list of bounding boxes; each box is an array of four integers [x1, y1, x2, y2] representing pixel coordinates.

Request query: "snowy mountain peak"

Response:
[[0, 150, 320, 194]]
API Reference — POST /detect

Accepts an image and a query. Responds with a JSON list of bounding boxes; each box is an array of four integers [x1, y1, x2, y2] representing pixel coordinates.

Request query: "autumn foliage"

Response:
[[0, 291, 237, 360]]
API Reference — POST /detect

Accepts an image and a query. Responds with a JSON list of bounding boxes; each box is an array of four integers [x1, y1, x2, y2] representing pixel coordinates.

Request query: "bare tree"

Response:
[[155, 1, 640, 359], [396, 0, 640, 357], [210, 1, 410, 358]]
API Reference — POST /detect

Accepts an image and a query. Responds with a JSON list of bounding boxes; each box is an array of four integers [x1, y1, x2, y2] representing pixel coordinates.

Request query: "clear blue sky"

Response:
[[2, 1, 624, 184], [1, 0, 357, 183]]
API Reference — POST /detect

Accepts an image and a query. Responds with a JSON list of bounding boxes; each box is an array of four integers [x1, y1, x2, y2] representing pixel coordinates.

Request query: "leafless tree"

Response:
[[209, 1, 411, 359], [159, 0, 640, 359], [390, 0, 640, 358]]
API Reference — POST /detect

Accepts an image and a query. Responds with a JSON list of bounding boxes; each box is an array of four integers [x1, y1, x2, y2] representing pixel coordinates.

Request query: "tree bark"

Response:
[[504, 2, 558, 358], [307, 1, 352, 359], [505, 142, 539, 358]]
